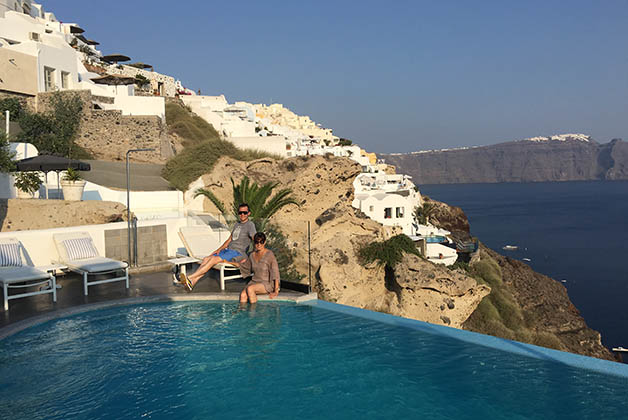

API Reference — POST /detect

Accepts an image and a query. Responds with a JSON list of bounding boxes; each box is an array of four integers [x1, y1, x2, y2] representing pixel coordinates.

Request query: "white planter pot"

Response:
[[16, 189, 39, 199], [61, 180, 86, 201]]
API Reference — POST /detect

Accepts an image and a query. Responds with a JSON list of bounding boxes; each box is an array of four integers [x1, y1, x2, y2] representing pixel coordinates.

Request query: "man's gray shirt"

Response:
[[228, 220, 256, 255]]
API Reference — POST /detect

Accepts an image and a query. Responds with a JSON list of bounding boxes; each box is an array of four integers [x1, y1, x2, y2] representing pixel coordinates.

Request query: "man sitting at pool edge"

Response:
[[181, 203, 256, 291]]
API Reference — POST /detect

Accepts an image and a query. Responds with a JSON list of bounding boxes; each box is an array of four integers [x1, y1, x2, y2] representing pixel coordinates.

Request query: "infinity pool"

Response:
[[1, 301, 626, 419]]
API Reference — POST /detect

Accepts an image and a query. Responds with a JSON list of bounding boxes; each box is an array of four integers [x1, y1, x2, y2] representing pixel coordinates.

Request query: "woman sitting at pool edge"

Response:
[[231, 232, 280, 304]]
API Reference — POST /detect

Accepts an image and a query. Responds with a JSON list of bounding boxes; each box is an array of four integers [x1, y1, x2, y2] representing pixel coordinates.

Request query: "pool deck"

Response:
[[0, 266, 311, 335]]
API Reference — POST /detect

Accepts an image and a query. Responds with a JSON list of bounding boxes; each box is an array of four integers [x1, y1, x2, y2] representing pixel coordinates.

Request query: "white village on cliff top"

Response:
[[0, 0, 457, 281]]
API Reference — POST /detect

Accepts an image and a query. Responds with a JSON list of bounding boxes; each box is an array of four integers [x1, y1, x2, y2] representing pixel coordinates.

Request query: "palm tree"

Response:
[[414, 201, 437, 225], [195, 176, 299, 230]]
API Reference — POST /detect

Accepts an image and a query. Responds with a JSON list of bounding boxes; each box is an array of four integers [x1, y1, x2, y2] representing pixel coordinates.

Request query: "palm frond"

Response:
[[194, 188, 227, 216]]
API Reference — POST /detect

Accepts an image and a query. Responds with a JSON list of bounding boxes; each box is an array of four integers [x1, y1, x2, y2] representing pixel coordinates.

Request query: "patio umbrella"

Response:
[[101, 54, 131, 64], [15, 155, 91, 199], [91, 74, 135, 94]]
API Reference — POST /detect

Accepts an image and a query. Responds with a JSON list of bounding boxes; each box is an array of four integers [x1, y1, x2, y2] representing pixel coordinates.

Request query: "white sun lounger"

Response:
[[0, 237, 56, 311], [169, 225, 243, 290], [53, 232, 128, 296]]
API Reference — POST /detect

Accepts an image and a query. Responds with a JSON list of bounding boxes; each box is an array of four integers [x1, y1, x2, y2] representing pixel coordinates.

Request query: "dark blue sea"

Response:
[[420, 181, 628, 350]]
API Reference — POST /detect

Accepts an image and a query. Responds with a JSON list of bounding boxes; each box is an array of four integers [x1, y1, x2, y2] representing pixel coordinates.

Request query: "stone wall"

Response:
[[0, 90, 36, 112], [77, 109, 168, 162], [3, 89, 173, 163], [105, 224, 168, 265], [107, 64, 176, 97], [35, 89, 93, 115]]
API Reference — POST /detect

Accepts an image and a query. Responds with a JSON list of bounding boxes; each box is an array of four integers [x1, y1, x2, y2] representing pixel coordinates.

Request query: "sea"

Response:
[[420, 181, 628, 350]]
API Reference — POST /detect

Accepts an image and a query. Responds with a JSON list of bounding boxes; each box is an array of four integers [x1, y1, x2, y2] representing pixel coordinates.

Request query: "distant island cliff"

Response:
[[381, 135, 628, 184]]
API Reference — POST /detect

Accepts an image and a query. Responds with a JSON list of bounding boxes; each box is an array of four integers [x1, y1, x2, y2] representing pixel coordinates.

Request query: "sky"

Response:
[[47, 0, 628, 153]]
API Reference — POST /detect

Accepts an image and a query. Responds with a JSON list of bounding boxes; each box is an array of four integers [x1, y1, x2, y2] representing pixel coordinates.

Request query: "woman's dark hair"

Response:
[[253, 232, 266, 244]]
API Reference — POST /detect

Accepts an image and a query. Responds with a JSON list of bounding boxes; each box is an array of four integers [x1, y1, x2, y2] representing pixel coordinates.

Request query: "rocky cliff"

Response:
[[191, 155, 490, 329], [192, 155, 614, 360], [382, 136, 628, 184]]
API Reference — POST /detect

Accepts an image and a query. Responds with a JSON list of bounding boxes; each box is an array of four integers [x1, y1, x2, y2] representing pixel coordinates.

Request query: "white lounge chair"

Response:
[[0, 237, 56, 311], [53, 232, 128, 296], [169, 225, 243, 290]]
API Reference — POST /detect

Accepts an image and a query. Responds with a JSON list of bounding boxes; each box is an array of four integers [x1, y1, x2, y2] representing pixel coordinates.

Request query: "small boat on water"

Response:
[[522, 258, 531, 262], [503, 245, 518, 251]]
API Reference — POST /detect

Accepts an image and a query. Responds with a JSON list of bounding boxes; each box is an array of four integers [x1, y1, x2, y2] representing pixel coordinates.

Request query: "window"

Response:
[[369, 205, 374, 212], [384, 208, 392, 219], [396, 207, 405, 218], [61, 71, 70, 89], [43, 66, 55, 92]]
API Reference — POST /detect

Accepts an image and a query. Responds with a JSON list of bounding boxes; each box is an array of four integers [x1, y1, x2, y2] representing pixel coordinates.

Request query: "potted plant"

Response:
[[61, 167, 86, 201], [13, 172, 42, 199]]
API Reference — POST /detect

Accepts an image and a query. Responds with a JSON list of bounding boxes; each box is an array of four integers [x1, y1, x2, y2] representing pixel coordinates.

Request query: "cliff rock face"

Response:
[[194, 155, 488, 328], [388, 254, 490, 328], [382, 138, 628, 184], [477, 247, 614, 361]]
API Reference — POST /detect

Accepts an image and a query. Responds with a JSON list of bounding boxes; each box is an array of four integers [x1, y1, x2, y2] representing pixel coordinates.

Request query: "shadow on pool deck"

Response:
[[0, 267, 306, 329]]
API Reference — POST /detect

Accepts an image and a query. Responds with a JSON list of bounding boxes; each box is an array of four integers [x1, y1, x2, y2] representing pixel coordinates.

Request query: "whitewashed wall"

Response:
[[0, 216, 196, 266]]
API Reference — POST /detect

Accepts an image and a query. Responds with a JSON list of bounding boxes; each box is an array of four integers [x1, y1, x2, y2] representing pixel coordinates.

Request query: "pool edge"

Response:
[[0, 292, 317, 340], [302, 299, 628, 379]]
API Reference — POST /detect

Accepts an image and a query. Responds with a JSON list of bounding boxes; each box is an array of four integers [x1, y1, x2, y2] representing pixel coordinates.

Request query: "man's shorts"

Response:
[[216, 249, 243, 262]]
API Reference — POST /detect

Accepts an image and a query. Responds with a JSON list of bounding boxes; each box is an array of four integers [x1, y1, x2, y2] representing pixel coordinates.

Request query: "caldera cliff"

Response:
[[382, 136, 628, 184]]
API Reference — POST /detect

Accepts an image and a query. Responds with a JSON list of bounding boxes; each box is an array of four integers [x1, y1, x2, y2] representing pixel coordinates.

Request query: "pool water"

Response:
[[425, 235, 448, 243], [1, 301, 627, 419]]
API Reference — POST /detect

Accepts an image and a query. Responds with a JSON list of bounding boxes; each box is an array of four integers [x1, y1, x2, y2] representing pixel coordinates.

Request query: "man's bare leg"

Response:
[[188, 255, 222, 287]]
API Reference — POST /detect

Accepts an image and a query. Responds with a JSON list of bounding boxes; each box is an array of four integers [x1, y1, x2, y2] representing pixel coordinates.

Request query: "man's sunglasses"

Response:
[[254, 240, 265, 245], [238, 211, 249, 215]]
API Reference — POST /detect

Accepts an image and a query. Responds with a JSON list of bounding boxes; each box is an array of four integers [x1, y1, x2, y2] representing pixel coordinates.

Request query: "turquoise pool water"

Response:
[[1, 301, 627, 419], [425, 235, 448, 243]]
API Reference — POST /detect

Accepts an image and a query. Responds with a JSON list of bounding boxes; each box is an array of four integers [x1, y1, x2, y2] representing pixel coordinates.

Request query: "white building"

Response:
[[352, 171, 422, 236], [0, 1, 164, 119]]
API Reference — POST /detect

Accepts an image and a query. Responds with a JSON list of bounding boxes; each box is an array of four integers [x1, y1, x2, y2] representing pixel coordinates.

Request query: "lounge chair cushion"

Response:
[[65, 257, 127, 273], [63, 238, 99, 261], [0, 243, 22, 267], [0, 266, 50, 283]]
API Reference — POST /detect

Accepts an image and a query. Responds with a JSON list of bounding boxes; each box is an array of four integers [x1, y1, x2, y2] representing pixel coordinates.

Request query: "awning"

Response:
[[70, 25, 85, 34], [15, 155, 91, 172]]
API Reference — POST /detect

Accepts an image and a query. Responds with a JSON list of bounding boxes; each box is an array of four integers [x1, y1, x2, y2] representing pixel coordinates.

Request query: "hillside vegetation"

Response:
[[162, 102, 281, 191]]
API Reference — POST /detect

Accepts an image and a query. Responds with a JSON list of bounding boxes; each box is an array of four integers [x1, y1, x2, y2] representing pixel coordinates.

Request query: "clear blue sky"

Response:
[[48, 0, 628, 153]]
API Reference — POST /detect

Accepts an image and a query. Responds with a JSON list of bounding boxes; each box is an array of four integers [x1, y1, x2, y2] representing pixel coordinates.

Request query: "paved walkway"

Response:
[[0, 268, 306, 331], [81, 160, 172, 191]]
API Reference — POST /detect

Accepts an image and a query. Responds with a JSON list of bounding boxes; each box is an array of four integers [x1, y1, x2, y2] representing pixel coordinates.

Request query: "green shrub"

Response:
[[165, 102, 220, 146], [13, 171, 42, 194], [264, 222, 304, 282], [0, 133, 16, 173], [491, 288, 524, 331], [471, 258, 502, 287], [0, 97, 24, 121], [533, 332, 563, 350], [358, 234, 419, 268], [162, 103, 283, 191], [16, 92, 87, 158]]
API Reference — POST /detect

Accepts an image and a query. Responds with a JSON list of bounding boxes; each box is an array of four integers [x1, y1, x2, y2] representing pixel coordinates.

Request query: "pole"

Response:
[[308, 221, 311, 293], [126, 148, 155, 266]]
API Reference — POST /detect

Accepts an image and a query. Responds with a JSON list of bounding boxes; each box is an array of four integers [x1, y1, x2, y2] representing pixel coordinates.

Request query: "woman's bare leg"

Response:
[[246, 283, 268, 304]]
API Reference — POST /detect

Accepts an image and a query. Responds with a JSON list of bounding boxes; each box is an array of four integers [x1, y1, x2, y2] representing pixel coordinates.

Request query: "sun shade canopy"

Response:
[[101, 54, 131, 63], [15, 155, 91, 172], [90, 74, 135, 85]]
